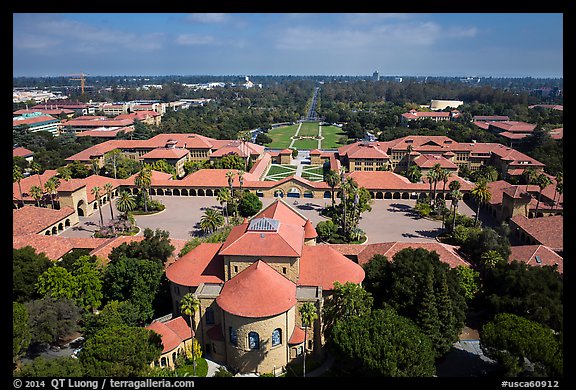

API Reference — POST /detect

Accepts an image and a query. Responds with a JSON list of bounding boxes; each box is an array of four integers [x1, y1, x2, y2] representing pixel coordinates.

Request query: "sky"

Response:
[[13, 13, 563, 78]]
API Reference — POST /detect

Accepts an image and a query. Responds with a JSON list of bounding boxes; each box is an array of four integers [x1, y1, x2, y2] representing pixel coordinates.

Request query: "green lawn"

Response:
[[292, 138, 320, 150], [298, 121, 320, 137], [320, 125, 348, 149], [265, 124, 300, 149], [264, 164, 297, 181], [301, 165, 324, 182]]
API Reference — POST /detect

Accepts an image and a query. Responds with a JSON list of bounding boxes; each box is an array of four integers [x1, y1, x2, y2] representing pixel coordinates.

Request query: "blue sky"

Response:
[[13, 13, 563, 78]]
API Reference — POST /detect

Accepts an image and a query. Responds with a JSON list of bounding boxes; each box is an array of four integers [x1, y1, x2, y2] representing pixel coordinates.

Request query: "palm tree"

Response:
[[426, 170, 437, 207], [406, 144, 413, 172], [534, 173, 552, 217], [470, 180, 492, 227], [91, 186, 104, 227], [325, 169, 340, 207], [522, 167, 538, 192], [448, 180, 462, 232], [199, 207, 225, 235], [90, 158, 100, 176], [407, 164, 421, 183], [57, 166, 72, 181], [238, 170, 245, 197], [29, 185, 43, 207], [180, 293, 201, 377], [116, 191, 137, 217], [226, 170, 235, 197], [552, 174, 563, 212], [44, 177, 60, 209], [299, 302, 318, 378], [103, 183, 115, 220], [13, 165, 24, 208], [135, 165, 152, 212], [431, 163, 442, 209], [217, 187, 231, 224], [30, 162, 44, 191], [439, 169, 451, 198]]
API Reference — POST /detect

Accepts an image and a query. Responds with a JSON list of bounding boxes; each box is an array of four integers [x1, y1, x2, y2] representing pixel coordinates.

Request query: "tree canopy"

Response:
[[108, 228, 175, 266], [80, 325, 162, 377], [25, 297, 82, 347], [13, 246, 52, 302], [331, 307, 436, 377], [13, 302, 31, 365]]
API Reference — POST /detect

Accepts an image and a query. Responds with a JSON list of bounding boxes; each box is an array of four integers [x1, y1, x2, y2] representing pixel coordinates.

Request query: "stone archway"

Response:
[[190, 189, 197, 196], [198, 189, 205, 196], [206, 189, 214, 197], [274, 189, 285, 198], [173, 189, 181, 196], [65, 219, 71, 227], [182, 189, 189, 196], [77, 200, 86, 217], [303, 190, 314, 198], [157, 189, 165, 196], [58, 223, 64, 232], [376, 192, 383, 199], [384, 192, 392, 199], [287, 187, 301, 198], [402, 192, 410, 199], [52, 226, 58, 235], [323, 191, 331, 199]]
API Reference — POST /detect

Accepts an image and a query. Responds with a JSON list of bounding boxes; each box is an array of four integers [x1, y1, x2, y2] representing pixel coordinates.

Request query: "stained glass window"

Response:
[[248, 331, 260, 350], [272, 328, 281, 347], [229, 327, 237, 346]]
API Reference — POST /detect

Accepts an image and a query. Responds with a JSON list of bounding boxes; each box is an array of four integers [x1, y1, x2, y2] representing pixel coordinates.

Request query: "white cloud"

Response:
[[176, 34, 216, 46], [186, 13, 228, 24]]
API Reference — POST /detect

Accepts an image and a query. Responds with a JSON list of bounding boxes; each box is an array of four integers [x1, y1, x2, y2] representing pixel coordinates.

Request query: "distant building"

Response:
[[13, 147, 34, 163], [372, 71, 380, 81], [429, 100, 464, 111], [13, 112, 60, 136]]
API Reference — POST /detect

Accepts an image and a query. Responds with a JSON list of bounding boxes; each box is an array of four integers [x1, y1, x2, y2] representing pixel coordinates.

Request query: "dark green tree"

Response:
[[480, 313, 562, 377], [237, 191, 263, 217], [13, 302, 31, 366], [82, 300, 141, 339], [25, 297, 82, 347], [80, 325, 162, 377], [109, 228, 175, 266], [16, 357, 84, 377], [13, 246, 52, 302], [103, 256, 164, 323], [322, 281, 373, 340], [331, 308, 436, 377]]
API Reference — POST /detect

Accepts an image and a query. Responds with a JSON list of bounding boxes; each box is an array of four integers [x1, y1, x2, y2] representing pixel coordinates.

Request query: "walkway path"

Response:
[[288, 122, 303, 149], [317, 124, 322, 149]]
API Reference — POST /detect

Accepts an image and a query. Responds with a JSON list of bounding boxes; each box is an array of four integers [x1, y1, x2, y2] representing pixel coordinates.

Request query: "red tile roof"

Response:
[[166, 243, 225, 287], [255, 199, 307, 227], [489, 121, 536, 133], [509, 245, 563, 274], [309, 149, 321, 155], [14, 108, 75, 116], [219, 220, 304, 257], [298, 245, 365, 290], [401, 110, 451, 120], [288, 326, 305, 345], [342, 242, 470, 268], [142, 148, 189, 160], [338, 142, 389, 159], [13, 115, 59, 127], [13, 170, 60, 202], [13, 234, 110, 261], [216, 260, 297, 318], [115, 111, 160, 120], [279, 148, 293, 155], [146, 316, 192, 353], [58, 175, 122, 203], [549, 127, 563, 140], [13, 147, 34, 157], [303, 220, 318, 239], [413, 154, 458, 169], [509, 215, 563, 251], [63, 118, 134, 128], [75, 127, 133, 138], [13, 206, 75, 235], [473, 115, 510, 121]]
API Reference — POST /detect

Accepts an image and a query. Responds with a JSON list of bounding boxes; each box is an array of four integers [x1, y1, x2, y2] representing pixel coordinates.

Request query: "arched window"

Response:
[[272, 328, 282, 347], [248, 331, 260, 350], [229, 327, 237, 346]]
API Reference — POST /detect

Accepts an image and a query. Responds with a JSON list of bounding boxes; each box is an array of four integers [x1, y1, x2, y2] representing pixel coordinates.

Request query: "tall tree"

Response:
[[29, 185, 43, 207], [44, 176, 60, 209], [298, 302, 318, 378], [135, 165, 152, 212], [217, 187, 231, 224], [30, 161, 44, 190], [324, 169, 340, 208], [534, 173, 552, 216], [470, 179, 492, 227], [180, 293, 200, 376], [91, 186, 104, 227], [199, 207, 225, 235], [322, 281, 373, 340], [522, 167, 538, 192], [430, 163, 443, 209], [448, 180, 462, 232], [103, 182, 115, 221], [13, 165, 25, 208], [13, 301, 31, 366], [25, 297, 82, 347]]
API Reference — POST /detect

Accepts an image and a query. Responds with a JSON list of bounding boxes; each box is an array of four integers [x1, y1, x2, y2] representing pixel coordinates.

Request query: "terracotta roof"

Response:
[[166, 243, 225, 287], [509, 215, 563, 251], [255, 199, 308, 227], [180, 169, 244, 188], [288, 326, 306, 345], [13, 147, 34, 157], [219, 219, 304, 257], [279, 148, 293, 155], [327, 243, 372, 256], [13, 115, 59, 127], [413, 154, 458, 169], [13, 234, 110, 261], [528, 104, 563, 111], [549, 127, 563, 140], [303, 220, 318, 239], [338, 142, 389, 159], [402, 110, 451, 119], [309, 149, 321, 155], [509, 245, 563, 274], [473, 115, 510, 121], [58, 175, 121, 203], [63, 118, 134, 128], [487, 180, 531, 206], [216, 260, 297, 318], [75, 127, 133, 138], [354, 242, 470, 269], [13, 206, 75, 235], [146, 316, 192, 353], [498, 131, 529, 140], [142, 148, 189, 160], [89, 235, 145, 261], [13, 170, 60, 202], [247, 153, 272, 179], [298, 245, 365, 290], [488, 121, 536, 133], [388, 136, 464, 152], [14, 108, 75, 116], [472, 121, 491, 130], [115, 111, 160, 120]]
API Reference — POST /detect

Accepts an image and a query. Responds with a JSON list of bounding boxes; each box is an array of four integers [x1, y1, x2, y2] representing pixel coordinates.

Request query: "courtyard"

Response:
[[60, 195, 478, 243]]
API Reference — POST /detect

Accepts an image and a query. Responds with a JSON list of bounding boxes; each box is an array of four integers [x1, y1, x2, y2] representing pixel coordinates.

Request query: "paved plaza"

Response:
[[60, 195, 478, 243]]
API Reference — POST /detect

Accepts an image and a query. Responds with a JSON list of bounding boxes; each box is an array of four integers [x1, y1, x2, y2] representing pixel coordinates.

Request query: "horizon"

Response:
[[13, 13, 563, 79]]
